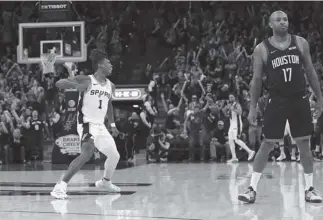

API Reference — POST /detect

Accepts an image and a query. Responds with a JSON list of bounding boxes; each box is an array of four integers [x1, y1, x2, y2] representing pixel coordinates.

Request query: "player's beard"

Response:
[[274, 27, 288, 37]]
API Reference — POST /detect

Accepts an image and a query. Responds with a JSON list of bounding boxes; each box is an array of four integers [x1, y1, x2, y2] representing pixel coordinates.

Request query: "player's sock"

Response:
[[250, 172, 262, 192], [304, 173, 313, 190], [315, 145, 320, 153], [60, 181, 67, 188]]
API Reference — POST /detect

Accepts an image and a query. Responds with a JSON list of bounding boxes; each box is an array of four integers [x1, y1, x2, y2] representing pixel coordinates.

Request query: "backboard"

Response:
[[17, 21, 86, 64]]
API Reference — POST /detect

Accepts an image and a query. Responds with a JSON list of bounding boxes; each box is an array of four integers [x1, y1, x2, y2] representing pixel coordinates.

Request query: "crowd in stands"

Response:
[[1, 1, 323, 164]]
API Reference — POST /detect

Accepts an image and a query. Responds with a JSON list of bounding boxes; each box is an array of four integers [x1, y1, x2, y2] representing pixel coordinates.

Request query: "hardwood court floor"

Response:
[[0, 161, 323, 220]]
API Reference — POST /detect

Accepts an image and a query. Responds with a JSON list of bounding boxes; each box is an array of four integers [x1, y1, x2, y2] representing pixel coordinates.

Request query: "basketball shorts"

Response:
[[263, 95, 313, 141], [77, 122, 116, 151]]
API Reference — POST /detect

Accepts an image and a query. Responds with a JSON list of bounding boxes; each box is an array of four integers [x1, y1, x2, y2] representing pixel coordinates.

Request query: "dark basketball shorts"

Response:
[[263, 95, 313, 141]]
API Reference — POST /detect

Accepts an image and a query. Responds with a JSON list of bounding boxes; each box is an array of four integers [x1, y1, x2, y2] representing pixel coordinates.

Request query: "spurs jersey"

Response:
[[229, 102, 242, 129], [78, 75, 113, 125], [263, 35, 306, 98]]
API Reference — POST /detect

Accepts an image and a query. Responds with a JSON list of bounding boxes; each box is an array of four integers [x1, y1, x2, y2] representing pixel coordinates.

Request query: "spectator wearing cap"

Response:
[[210, 120, 229, 161]]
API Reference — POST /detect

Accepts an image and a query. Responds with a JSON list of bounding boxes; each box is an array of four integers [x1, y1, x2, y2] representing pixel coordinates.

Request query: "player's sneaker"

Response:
[[227, 158, 239, 163], [238, 186, 257, 203], [50, 182, 68, 199], [305, 187, 322, 203], [95, 179, 121, 193], [248, 151, 256, 161], [277, 154, 286, 161], [313, 153, 323, 162]]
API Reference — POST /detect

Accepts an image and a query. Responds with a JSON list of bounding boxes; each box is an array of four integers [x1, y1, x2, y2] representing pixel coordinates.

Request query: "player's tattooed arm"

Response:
[[300, 37, 323, 101], [55, 75, 91, 92], [249, 43, 264, 109]]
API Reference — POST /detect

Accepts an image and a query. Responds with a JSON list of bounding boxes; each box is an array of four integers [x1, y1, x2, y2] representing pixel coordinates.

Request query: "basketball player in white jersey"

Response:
[[227, 94, 255, 163], [51, 49, 121, 199], [277, 120, 299, 161]]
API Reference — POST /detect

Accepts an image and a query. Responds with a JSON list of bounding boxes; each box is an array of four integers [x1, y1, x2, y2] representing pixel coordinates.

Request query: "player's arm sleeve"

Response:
[[106, 83, 116, 125], [55, 75, 90, 91], [301, 37, 323, 101], [249, 44, 264, 109]]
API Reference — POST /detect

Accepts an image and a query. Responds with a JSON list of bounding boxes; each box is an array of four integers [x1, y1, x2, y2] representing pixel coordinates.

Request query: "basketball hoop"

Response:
[[40, 52, 57, 75]]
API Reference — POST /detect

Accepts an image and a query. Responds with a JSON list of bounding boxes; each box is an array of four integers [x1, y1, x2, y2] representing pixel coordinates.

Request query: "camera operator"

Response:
[[147, 127, 170, 163]]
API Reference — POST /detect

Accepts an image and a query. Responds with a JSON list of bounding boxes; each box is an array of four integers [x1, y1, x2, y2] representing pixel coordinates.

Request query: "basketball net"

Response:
[[40, 52, 57, 75]]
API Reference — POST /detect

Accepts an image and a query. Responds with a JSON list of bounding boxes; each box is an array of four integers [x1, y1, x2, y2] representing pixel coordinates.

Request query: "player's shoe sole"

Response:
[[238, 195, 255, 204], [50, 191, 68, 200]]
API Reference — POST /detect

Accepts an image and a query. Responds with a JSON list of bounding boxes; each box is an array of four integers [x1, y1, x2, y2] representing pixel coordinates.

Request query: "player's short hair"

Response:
[[90, 49, 108, 70]]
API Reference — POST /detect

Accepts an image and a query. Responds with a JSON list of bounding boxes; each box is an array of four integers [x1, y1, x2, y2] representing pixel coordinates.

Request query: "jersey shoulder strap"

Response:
[[88, 75, 95, 84]]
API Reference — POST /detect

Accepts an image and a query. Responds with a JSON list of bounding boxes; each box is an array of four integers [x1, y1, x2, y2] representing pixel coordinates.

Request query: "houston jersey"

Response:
[[78, 75, 113, 124], [263, 35, 306, 98]]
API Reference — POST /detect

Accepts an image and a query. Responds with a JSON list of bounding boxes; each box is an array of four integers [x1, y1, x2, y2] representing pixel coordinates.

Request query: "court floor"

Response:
[[0, 161, 323, 220]]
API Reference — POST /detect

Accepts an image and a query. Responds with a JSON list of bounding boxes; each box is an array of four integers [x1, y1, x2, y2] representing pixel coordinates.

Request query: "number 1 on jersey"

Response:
[[283, 68, 292, 82], [98, 100, 102, 109]]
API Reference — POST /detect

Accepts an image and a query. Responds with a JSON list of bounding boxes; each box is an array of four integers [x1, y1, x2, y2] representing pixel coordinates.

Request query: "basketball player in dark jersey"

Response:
[[238, 11, 323, 203]]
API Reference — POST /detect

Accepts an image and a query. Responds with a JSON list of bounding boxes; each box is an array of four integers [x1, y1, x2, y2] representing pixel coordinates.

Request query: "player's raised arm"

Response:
[[250, 44, 264, 109], [301, 37, 323, 101], [55, 75, 91, 92]]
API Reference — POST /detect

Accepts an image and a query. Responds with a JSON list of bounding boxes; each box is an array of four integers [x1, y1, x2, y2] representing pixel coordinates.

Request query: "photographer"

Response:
[[147, 126, 170, 163]]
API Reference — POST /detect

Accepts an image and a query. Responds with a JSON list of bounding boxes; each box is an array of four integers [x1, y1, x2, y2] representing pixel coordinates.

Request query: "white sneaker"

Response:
[[248, 151, 256, 161], [95, 179, 121, 193], [277, 154, 286, 161], [50, 182, 68, 199]]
